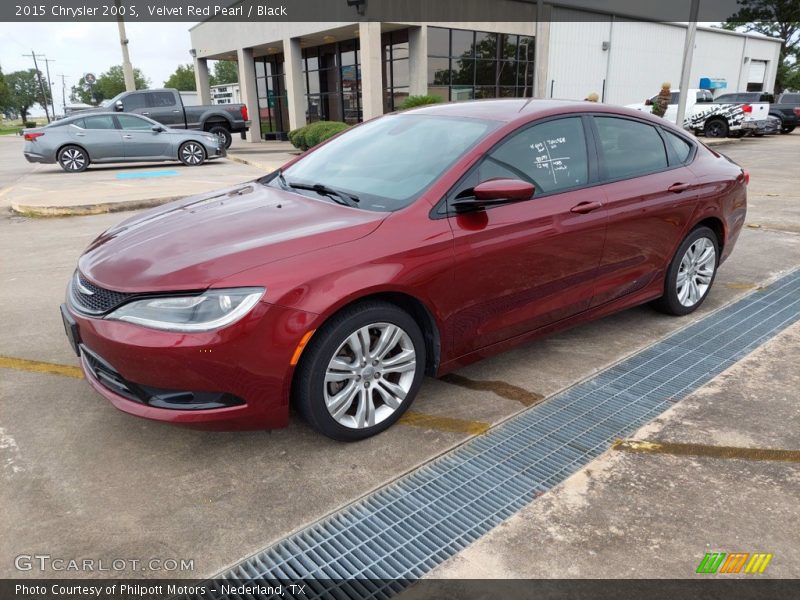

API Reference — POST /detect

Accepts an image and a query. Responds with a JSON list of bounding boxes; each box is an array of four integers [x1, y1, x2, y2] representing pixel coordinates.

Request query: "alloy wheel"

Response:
[[61, 148, 86, 171], [181, 142, 204, 165], [676, 237, 716, 307], [324, 322, 417, 429]]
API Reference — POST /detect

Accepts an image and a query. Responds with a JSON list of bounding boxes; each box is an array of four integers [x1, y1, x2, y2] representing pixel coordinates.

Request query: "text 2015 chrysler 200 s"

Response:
[[61, 100, 747, 441]]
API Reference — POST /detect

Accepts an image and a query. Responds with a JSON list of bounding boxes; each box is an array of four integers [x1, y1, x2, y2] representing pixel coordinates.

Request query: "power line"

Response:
[[56, 74, 69, 116], [42, 57, 56, 118]]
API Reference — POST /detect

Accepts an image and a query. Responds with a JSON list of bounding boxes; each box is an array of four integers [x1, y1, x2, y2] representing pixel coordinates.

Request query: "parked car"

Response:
[[23, 112, 224, 172], [714, 91, 799, 134], [61, 100, 747, 440], [100, 88, 250, 148], [627, 89, 769, 137]]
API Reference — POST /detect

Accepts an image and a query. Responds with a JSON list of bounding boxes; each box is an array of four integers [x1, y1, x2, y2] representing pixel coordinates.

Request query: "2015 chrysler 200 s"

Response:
[[61, 100, 747, 441]]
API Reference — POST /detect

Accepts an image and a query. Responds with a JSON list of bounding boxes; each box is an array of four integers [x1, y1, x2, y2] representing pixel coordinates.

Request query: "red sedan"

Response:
[[61, 100, 747, 440]]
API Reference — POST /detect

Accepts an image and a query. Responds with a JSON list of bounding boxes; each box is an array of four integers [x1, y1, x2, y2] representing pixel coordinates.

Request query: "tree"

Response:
[[70, 65, 150, 105], [723, 1, 800, 93], [6, 69, 42, 123], [164, 63, 196, 91], [0, 65, 12, 118], [210, 60, 238, 85]]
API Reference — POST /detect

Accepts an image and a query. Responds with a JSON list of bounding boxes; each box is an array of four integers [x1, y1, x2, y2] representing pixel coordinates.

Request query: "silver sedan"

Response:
[[23, 112, 225, 172]]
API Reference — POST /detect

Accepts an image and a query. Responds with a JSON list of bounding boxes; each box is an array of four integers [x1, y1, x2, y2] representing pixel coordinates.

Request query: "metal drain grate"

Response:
[[202, 270, 800, 599]]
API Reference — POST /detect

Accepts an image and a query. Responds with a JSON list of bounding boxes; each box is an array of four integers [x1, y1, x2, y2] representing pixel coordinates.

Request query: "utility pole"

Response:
[[675, 0, 701, 129], [42, 57, 56, 118], [22, 51, 51, 123], [57, 74, 68, 116], [115, 0, 136, 91]]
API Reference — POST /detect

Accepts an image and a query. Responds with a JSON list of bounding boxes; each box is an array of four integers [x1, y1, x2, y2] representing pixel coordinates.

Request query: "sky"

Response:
[[0, 22, 199, 116]]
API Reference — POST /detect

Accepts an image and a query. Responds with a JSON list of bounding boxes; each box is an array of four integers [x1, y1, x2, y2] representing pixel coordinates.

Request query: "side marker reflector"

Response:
[[290, 330, 316, 365]]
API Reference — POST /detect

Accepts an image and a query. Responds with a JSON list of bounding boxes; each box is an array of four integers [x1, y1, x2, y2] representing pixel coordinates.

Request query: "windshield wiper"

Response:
[[287, 181, 360, 207]]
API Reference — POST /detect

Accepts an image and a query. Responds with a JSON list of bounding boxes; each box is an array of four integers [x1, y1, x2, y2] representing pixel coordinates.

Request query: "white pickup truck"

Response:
[[627, 89, 770, 138]]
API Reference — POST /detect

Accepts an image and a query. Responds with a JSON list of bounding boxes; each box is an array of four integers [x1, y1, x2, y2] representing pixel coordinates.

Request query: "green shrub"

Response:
[[23, 121, 37, 129], [289, 121, 348, 150], [399, 95, 444, 110]]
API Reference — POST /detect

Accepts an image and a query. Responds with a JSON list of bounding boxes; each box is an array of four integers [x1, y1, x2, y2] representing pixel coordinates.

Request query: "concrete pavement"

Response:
[[0, 135, 295, 216], [0, 133, 798, 581]]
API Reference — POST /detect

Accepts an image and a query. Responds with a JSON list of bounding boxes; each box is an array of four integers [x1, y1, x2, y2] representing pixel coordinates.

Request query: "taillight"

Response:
[[742, 104, 753, 113], [24, 132, 44, 141], [743, 169, 750, 185], [793, 107, 800, 117], [241, 105, 249, 122]]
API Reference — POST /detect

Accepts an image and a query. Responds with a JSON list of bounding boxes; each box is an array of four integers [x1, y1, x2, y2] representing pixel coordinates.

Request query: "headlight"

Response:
[[204, 136, 217, 144], [107, 287, 264, 332]]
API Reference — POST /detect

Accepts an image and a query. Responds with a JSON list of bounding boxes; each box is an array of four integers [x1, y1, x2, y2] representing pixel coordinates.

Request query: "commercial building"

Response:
[[189, 6, 781, 142]]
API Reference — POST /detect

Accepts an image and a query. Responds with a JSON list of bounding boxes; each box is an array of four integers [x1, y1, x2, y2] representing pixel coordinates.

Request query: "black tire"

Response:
[[652, 226, 719, 316], [781, 125, 795, 134], [704, 118, 729, 138], [57, 145, 89, 173], [178, 141, 206, 166], [294, 301, 426, 441], [207, 124, 232, 149]]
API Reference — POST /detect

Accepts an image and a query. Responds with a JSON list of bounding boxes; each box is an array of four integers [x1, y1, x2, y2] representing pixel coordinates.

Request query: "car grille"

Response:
[[70, 271, 136, 316]]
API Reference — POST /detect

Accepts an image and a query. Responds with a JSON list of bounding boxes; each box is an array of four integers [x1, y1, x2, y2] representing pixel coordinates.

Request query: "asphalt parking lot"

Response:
[[0, 133, 798, 581]]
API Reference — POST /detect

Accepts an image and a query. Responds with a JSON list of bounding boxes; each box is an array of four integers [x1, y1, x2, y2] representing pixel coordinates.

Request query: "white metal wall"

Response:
[[547, 8, 611, 101], [548, 17, 782, 105]]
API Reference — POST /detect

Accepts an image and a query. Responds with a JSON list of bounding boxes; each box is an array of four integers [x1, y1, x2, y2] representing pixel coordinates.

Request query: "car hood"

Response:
[[78, 182, 387, 292]]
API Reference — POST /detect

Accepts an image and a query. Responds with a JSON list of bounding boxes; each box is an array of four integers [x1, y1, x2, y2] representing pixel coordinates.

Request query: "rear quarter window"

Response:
[[663, 130, 693, 163]]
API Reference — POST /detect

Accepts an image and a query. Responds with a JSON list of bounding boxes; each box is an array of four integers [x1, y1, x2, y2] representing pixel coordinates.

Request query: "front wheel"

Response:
[[704, 118, 729, 138], [178, 141, 206, 166], [294, 302, 426, 441], [652, 226, 719, 316]]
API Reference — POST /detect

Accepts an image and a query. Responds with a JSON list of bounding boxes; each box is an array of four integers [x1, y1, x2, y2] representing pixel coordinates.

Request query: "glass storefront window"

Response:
[[382, 29, 411, 112], [301, 39, 362, 124], [255, 54, 289, 140], [427, 27, 535, 101]]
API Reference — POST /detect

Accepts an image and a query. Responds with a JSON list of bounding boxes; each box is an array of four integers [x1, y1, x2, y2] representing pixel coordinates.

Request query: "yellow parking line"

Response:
[[0, 355, 83, 379], [399, 410, 490, 436], [612, 439, 800, 463]]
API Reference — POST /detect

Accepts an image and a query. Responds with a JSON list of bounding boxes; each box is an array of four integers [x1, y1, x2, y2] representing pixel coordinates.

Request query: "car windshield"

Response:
[[273, 114, 497, 212]]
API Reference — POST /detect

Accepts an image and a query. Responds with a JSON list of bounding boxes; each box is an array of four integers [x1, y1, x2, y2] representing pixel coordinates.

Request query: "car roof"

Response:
[[404, 98, 674, 128]]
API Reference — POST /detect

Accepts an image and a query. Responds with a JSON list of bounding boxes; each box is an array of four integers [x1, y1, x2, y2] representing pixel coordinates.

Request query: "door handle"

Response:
[[75, 133, 85, 137], [570, 201, 603, 214], [668, 182, 692, 193], [122, 134, 133, 139], [141, 111, 150, 115], [172, 109, 180, 113]]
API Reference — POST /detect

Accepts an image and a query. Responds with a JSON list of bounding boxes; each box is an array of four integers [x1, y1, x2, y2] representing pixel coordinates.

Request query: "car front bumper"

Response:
[[61, 297, 316, 431]]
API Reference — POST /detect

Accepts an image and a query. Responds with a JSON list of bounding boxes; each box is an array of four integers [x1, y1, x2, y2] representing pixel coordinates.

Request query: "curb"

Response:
[[226, 153, 272, 170], [704, 138, 742, 147], [10, 195, 182, 218]]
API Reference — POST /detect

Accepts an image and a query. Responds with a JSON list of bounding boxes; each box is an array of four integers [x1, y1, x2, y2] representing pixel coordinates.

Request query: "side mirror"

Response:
[[644, 98, 653, 106], [452, 178, 535, 211], [115, 100, 124, 112], [151, 125, 165, 132]]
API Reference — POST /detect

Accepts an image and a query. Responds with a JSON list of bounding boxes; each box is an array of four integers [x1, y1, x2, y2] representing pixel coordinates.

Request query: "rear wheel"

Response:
[[294, 301, 426, 441], [652, 226, 719, 316], [207, 124, 232, 149], [179, 141, 205, 166], [782, 124, 795, 134], [58, 145, 89, 172], [704, 118, 729, 138]]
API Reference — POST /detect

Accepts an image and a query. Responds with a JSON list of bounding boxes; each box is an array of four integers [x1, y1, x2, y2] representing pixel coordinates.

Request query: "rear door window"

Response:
[[595, 117, 668, 180], [84, 115, 118, 130]]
